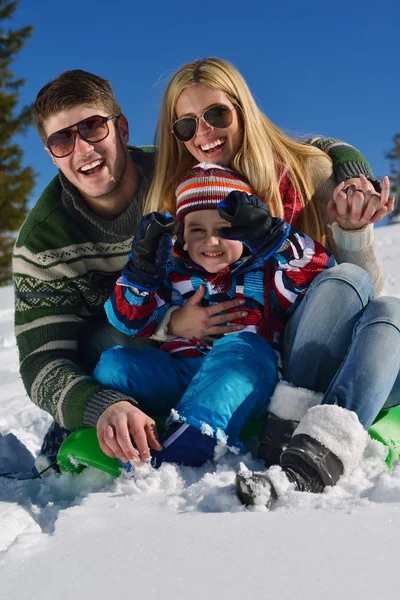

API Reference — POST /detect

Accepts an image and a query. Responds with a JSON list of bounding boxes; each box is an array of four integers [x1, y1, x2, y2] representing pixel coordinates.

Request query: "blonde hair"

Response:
[[146, 57, 329, 242]]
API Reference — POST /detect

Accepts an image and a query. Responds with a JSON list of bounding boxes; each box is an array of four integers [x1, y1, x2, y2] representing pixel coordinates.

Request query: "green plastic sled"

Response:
[[368, 405, 400, 468], [57, 427, 122, 476], [57, 405, 400, 477]]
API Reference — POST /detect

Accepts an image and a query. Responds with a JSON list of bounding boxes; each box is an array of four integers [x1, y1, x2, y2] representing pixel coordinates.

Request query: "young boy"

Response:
[[93, 163, 335, 468]]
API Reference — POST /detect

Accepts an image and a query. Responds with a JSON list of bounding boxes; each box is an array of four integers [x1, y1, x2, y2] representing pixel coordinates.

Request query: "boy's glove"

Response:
[[218, 191, 290, 259], [122, 212, 175, 290]]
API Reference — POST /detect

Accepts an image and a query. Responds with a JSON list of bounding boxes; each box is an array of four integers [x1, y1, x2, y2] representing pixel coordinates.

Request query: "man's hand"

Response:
[[97, 401, 162, 464], [168, 285, 248, 343], [328, 175, 394, 230]]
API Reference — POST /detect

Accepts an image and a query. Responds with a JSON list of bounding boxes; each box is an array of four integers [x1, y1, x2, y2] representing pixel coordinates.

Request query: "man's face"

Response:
[[43, 106, 129, 204]]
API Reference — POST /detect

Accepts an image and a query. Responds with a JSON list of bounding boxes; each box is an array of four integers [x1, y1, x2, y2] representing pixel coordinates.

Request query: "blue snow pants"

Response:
[[93, 331, 279, 447]]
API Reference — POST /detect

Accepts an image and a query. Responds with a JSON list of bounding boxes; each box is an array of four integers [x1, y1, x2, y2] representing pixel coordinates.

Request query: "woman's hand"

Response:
[[97, 401, 162, 464], [328, 175, 394, 230], [168, 285, 248, 343]]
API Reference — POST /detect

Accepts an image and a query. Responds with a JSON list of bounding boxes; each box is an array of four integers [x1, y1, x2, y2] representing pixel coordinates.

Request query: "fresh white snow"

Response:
[[1, 224, 400, 600]]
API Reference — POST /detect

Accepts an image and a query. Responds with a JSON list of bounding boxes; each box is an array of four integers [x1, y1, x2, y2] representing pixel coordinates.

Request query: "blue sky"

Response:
[[9, 0, 400, 205]]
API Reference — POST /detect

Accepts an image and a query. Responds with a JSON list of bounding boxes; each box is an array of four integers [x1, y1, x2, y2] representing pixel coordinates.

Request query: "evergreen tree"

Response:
[[0, 0, 35, 285], [386, 133, 400, 221]]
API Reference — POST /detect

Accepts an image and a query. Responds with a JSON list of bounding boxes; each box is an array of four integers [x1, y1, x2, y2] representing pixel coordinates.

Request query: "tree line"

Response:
[[0, 1, 399, 286], [0, 0, 34, 285]]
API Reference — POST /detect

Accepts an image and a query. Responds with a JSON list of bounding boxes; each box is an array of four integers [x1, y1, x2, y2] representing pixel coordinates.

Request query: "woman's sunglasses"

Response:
[[172, 104, 235, 143], [46, 114, 120, 158]]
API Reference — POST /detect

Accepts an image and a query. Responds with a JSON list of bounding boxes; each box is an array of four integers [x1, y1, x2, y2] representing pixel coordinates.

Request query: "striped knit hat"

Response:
[[175, 162, 254, 222]]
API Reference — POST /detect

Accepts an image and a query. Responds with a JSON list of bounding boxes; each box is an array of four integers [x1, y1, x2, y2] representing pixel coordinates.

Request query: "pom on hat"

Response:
[[175, 162, 254, 222]]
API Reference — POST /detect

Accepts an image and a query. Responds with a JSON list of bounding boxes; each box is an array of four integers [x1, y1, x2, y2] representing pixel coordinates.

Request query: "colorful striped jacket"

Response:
[[105, 228, 336, 359]]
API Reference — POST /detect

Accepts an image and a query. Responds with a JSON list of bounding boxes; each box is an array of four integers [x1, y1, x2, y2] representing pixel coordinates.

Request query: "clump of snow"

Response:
[[200, 422, 214, 437], [269, 380, 323, 421], [168, 408, 182, 422]]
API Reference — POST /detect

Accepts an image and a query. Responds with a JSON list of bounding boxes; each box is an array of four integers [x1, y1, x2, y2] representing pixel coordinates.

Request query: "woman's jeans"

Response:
[[282, 263, 400, 429], [93, 331, 279, 445]]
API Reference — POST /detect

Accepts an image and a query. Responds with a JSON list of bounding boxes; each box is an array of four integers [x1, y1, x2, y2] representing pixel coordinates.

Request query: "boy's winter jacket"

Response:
[[105, 228, 336, 359]]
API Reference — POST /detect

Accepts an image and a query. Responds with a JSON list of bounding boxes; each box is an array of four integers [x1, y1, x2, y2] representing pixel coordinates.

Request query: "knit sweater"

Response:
[[12, 139, 384, 429], [304, 137, 385, 296], [13, 147, 154, 429], [106, 229, 335, 360]]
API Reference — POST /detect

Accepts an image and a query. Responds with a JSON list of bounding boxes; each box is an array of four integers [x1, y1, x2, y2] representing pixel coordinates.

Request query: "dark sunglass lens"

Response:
[[79, 116, 108, 142], [48, 130, 74, 157], [204, 105, 233, 129], [173, 117, 197, 142]]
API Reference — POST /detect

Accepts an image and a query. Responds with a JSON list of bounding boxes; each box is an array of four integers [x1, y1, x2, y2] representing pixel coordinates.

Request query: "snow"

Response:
[[1, 225, 400, 599]]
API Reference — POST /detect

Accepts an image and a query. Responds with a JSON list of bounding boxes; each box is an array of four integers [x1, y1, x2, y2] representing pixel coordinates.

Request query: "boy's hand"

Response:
[[218, 191, 290, 259], [168, 285, 248, 342], [122, 212, 175, 290], [97, 401, 162, 464]]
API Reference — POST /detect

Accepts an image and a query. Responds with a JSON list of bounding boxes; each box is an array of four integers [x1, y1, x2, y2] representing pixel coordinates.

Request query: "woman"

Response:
[[145, 57, 391, 297], [142, 57, 400, 506]]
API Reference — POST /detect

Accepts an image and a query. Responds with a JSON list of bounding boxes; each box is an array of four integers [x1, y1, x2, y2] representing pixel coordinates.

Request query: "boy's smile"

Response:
[[183, 210, 243, 273]]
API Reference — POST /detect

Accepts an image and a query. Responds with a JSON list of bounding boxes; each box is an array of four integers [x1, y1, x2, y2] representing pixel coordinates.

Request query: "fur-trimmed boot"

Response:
[[237, 404, 368, 508], [257, 382, 322, 467]]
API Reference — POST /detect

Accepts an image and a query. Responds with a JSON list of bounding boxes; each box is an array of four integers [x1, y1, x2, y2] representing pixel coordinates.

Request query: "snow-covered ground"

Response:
[[1, 225, 400, 600]]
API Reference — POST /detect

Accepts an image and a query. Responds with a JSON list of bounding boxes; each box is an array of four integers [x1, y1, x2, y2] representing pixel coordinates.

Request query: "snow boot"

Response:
[[257, 381, 322, 467], [257, 412, 298, 467], [33, 421, 71, 476], [237, 404, 368, 507], [119, 423, 217, 472], [151, 423, 217, 468]]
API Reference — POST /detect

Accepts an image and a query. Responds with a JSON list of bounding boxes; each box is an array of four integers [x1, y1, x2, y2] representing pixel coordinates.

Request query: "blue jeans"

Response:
[[283, 263, 400, 429], [93, 331, 279, 445]]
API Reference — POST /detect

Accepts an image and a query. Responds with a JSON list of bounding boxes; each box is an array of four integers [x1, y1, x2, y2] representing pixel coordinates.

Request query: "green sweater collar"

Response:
[[59, 147, 153, 242]]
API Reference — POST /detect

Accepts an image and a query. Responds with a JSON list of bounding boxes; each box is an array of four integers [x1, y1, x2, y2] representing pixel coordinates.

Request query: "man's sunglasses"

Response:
[[46, 114, 121, 158], [172, 104, 235, 143]]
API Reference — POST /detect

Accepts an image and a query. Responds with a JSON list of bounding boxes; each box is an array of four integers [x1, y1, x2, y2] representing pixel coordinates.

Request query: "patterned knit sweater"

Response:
[[12, 139, 384, 429], [13, 147, 154, 429]]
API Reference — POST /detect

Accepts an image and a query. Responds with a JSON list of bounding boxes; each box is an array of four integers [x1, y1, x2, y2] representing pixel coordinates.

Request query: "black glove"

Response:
[[218, 191, 290, 259], [122, 212, 175, 290]]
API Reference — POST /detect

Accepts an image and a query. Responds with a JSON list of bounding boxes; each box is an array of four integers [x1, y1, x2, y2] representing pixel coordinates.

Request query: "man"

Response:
[[12, 70, 246, 470]]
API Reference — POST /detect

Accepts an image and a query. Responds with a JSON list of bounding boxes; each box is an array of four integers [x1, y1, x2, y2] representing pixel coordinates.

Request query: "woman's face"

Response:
[[174, 84, 243, 167]]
